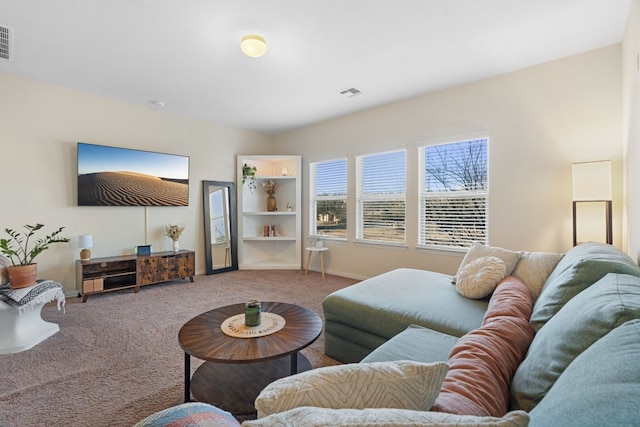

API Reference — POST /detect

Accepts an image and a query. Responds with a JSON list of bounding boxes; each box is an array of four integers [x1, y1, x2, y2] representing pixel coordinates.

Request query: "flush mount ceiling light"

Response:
[[241, 34, 267, 58]]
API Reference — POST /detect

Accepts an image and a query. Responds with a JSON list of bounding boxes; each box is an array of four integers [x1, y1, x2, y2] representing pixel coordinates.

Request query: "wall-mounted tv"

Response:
[[77, 142, 190, 206]]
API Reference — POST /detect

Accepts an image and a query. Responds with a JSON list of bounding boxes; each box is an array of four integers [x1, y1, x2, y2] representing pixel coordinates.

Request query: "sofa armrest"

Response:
[[254, 360, 448, 418]]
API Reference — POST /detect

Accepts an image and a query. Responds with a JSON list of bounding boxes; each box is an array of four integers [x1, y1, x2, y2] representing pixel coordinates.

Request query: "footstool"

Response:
[[0, 280, 66, 354]]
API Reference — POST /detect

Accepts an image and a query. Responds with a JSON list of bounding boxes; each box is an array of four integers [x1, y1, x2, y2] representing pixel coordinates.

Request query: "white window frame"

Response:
[[418, 137, 489, 250], [309, 158, 348, 240], [355, 149, 406, 245]]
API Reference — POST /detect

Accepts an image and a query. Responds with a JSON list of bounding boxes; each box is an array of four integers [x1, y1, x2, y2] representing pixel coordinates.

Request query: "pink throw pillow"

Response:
[[431, 277, 534, 417]]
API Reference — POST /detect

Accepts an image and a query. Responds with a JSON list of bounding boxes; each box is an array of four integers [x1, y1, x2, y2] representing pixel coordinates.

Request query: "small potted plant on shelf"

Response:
[[0, 223, 70, 289], [242, 163, 257, 192], [163, 223, 185, 252]]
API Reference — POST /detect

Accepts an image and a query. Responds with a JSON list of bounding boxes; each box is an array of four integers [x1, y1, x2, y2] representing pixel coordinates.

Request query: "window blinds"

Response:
[[419, 139, 488, 248], [356, 150, 406, 243]]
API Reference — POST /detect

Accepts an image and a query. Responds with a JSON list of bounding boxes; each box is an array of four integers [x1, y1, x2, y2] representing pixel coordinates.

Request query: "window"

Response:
[[419, 138, 488, 249], [310, 158, 347, 239], [356, 149, 406, 244]]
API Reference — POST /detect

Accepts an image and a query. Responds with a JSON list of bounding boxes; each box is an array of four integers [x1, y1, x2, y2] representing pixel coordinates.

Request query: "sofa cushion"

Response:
[[454, 243, 521, 284], [511, 251, 563, 299], [456, 256, 506, 299], [324, 268, 489, 363], [361, 325, 459, 364], [511, 273, 640, 411], [244, 407, 530, 427], [528, 319, 640, 427], [254, 360, 448, 418], [530, 242, 640, 331], [133, 402, 240, 427], [432, 277, 534, 417]]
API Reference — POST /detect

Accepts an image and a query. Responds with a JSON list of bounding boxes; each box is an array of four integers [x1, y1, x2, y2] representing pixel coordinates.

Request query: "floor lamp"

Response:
[[572, 161, 612, 246]]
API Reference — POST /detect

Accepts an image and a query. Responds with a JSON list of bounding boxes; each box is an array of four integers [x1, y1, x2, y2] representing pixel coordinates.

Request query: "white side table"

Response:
[[305, 247, 329, 278]]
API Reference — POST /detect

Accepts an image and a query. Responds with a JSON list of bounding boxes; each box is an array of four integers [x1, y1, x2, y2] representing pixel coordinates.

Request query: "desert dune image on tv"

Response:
[[77, 143, 190, 206]]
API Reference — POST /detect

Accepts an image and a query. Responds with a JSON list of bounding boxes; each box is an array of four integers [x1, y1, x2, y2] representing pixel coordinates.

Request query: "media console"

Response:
[[75, 250, 195, 302]]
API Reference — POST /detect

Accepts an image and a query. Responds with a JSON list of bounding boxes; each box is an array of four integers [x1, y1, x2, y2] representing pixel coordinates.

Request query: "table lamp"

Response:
[[78, 234, 94, 261]]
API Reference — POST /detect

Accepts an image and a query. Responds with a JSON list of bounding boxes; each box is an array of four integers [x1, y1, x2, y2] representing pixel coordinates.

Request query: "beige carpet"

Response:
[[0, 270, 358, 427]]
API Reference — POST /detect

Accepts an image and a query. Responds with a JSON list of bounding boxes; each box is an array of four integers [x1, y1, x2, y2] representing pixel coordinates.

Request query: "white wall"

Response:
[[0, 73, 273, 293], [275, 46, 624, 279], [623, 0, 640, 262]]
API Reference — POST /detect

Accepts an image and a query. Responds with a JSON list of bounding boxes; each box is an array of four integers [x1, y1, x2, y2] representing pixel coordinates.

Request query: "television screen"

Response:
[[77, 142, 190, 206]]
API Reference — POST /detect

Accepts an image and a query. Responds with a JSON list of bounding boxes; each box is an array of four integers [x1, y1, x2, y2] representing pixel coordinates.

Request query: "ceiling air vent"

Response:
[[339, 87, 362, 98], [0, 25, 12, 61]]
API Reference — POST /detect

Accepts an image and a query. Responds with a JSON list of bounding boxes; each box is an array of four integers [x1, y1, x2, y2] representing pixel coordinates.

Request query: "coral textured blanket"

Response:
[[431, 277, 534, 417]]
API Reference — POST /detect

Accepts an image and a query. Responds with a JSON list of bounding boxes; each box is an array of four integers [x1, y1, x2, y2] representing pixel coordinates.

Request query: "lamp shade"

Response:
[[572, 161, 612, 201], [78, 234, 94, 249], [240, 34, 267, 58]]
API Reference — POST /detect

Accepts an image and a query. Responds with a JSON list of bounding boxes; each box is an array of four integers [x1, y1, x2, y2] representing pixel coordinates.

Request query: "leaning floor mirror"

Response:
[[203, 180, 238, 274]]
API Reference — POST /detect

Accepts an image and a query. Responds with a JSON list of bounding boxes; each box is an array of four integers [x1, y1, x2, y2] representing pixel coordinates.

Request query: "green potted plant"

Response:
[[0, 223, 70, 289], [309, 231, 325, 248], [242, 163, 257, 191]]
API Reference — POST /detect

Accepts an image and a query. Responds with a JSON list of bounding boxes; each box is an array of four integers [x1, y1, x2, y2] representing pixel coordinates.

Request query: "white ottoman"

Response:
[[0, 281, 66, 354]]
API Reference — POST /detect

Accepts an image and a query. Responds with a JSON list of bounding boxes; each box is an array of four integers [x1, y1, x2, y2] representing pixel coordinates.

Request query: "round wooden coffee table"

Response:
[[178, 301, 322, 415]]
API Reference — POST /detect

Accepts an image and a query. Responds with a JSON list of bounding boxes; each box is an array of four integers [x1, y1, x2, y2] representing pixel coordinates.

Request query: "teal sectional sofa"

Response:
[[321, 242, 640, 425]]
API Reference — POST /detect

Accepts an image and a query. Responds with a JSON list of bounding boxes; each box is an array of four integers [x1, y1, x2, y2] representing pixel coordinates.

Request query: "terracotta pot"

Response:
[[266, 196, 277, 212], [7, 264, 38, 289]]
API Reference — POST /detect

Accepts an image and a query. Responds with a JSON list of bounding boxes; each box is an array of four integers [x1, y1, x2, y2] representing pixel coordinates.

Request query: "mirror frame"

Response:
[[202, 180, 238, 274]]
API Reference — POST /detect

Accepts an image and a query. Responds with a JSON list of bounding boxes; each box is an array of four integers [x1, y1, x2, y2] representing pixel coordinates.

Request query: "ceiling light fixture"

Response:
[[241, 34, 267, 58]]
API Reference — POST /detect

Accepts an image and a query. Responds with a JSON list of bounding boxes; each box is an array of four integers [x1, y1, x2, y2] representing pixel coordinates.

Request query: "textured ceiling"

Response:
[[0, 0, 632, 135]]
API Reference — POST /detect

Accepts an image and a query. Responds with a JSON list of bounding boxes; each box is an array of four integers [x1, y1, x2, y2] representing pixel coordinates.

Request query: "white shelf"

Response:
[[243, 211, 296, 216], [238, 155, 302, 270], [243, 237, 297, 241]]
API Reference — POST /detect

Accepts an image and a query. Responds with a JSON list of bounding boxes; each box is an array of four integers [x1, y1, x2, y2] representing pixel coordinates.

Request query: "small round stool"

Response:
[[305, 247, 329, 278]]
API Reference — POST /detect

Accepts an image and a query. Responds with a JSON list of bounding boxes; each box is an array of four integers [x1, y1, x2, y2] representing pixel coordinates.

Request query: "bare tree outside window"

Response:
[[420, 139, 488, 248]]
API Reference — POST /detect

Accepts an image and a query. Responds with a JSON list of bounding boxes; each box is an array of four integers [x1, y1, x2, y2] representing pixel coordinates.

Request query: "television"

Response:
[[77, 142, 190, 206]]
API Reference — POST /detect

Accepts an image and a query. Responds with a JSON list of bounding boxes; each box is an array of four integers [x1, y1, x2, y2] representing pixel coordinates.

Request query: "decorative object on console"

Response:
[[163, 224, 185, 252], [136, 245, 151, 256], [78, 234, 93, 261], [262, 179, 278, 211], [0, 224, 70, 289], [571, 160, 612, 246]]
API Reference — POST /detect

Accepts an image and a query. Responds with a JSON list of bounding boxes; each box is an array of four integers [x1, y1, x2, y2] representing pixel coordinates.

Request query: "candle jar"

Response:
[[245, 300, 261, 327]]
